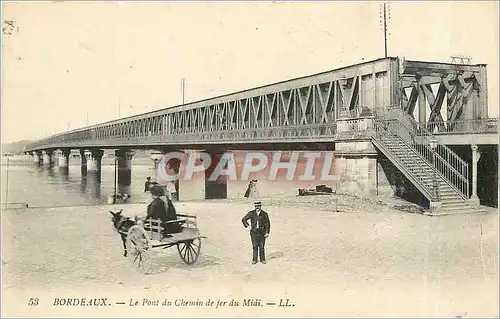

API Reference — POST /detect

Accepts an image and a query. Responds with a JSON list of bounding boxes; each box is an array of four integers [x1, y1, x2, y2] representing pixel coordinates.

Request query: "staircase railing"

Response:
[[373, 119, 435, 199], [374, 106, 469, 200]]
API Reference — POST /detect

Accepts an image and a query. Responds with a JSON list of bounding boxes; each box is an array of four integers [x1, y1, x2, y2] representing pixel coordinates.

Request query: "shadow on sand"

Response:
[[267, 251, 285, 260], [140, 253, 221, 275]]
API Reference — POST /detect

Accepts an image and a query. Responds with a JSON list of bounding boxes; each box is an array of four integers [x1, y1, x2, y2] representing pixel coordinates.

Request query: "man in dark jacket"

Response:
[[145, 185, 181, 234], [241, 201, 271, 264], [146, 185, 168, 221]]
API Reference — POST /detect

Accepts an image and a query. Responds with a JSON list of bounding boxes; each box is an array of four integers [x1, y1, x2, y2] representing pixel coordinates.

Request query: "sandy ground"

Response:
[[1, 194, 498, 318]]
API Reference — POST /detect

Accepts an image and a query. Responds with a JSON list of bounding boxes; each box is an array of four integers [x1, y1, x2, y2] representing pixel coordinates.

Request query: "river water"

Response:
[[0, 153, 337, 208], [0, 155, 155, 208]]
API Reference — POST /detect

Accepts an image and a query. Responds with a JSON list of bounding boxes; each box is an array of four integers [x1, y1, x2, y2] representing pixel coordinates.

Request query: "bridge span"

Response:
[[25, 57, 498, 213]]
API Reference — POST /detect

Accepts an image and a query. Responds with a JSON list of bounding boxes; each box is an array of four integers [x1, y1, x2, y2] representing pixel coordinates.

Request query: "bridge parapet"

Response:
[[416, 119, 498, 135], [26, 123, 338, 151], [335, 116, 375, 140]]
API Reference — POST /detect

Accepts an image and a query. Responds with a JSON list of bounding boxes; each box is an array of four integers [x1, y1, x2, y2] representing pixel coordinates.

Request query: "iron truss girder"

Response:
[[28, 78, 345, 151], [27, 57, 489, 151], [29, 57, 401, 151], [399, 65, 483, 132]]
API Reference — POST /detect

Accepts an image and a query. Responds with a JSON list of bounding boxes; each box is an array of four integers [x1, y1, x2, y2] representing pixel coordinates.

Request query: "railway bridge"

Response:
[[25, 57, 499, 214]]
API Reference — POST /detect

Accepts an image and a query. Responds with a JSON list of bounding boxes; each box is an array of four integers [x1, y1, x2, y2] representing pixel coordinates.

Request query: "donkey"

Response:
[[109, 209, 136, 257]]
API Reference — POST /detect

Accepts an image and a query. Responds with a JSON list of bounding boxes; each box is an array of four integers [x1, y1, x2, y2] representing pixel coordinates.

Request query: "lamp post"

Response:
[[181, 78, 186, 104], [339, 75, 350, 117], [429, 137, 439, 201], [339, 75, 348, 87]]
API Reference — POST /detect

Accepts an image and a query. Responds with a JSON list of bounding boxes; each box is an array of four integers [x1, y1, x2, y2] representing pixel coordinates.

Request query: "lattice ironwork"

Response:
[[399, 61, 488, 132], [27, 60, 391, 150], [25, 58, 491, 153]]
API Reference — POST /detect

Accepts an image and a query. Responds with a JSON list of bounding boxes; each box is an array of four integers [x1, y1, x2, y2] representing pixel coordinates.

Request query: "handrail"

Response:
[[374, 119, 469, 200], [375, 106, 469, 167], [394, 109, 469, 168], [374, 120, 437, 192], [372, 124, 433, 200], [392, 118, 469, 182], [374, 107, 469, 200]]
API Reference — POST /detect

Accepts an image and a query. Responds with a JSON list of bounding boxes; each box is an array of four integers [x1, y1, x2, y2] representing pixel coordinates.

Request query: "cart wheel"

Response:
[[177, 238, 201, 265], [126, 225, 153, 273]]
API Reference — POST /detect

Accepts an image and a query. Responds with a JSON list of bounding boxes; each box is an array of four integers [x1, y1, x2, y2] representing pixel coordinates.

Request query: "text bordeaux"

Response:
[[53, 298, 109, 307]]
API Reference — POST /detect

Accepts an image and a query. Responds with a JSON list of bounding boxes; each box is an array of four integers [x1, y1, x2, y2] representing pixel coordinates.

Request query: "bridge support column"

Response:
[[58, 149, 71, 168], [205, 150, 228, 200], [33, 151, 42, 165], [86, 172, 102, 199], [470, 144, 481, 207], [42, 150, 54, 166], [79, 149, 87, 176], [57, 149, 70, 175], [334, 153, 378, 196], [115, 150, 134, 196], [334, 117, 378, 196], [87, 149, 104, 173]]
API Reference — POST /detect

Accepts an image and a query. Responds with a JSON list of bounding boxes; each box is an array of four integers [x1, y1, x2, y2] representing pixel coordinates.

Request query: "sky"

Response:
[[1, 1, 498, 143]]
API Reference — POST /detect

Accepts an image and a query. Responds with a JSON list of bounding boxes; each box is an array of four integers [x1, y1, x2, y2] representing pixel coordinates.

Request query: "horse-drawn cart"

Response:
[[123, 213, 205, 273]]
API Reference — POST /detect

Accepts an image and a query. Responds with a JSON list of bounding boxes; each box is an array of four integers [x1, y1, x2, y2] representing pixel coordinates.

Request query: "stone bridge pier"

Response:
[[32, 151, 42, 165], [57, 149, 71, 168], [58, 149, 71, 174], [79, 149, 87, 176], [42, 150, 55, 167], [334, 116, 378, 196], [86, 149, 104, 182], [115, 149, 134, 196], [87, 149, 103, 172]]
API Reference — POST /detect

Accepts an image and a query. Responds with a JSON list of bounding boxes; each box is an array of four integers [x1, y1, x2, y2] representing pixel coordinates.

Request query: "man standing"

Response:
[[241, 201, 271, 264]]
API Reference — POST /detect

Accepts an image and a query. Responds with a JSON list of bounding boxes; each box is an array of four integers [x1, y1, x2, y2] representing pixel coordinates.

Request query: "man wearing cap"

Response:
[[241, 201, 271, 264]]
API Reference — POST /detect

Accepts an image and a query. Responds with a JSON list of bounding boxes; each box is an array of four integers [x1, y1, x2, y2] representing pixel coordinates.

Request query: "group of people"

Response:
[[143, 176, 272, 264]]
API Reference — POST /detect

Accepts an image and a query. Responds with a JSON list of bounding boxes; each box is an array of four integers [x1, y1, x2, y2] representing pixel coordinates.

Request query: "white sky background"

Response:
[[1, 1, 498, 143]]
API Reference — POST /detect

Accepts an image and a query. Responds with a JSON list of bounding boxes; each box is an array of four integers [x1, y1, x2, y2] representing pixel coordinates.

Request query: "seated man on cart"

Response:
[[144, 185, 183, 235]]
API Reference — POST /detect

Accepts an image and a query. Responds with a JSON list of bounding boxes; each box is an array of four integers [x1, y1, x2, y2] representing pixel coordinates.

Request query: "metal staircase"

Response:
[[372, 107, 482, 214]]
